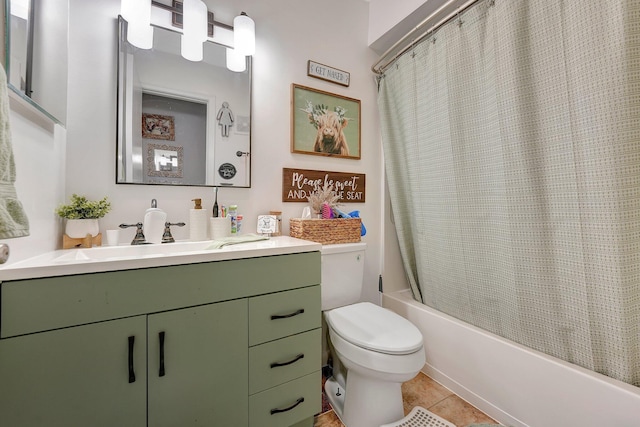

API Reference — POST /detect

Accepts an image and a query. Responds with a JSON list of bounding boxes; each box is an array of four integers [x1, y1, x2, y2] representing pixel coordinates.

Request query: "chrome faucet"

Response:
[[162, 222, 186, 243], [119, 222, 147, 245]]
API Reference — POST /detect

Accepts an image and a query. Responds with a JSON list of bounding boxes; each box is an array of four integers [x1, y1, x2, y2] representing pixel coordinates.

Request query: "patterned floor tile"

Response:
[[314, 372, 498, 427]]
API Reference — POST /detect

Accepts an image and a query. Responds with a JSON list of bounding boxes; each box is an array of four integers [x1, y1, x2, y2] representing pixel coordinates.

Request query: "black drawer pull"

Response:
[[270, 353, 304, 368], [270, 397, 305, 415], [128, 336, 136, 383], [159, 331, 166, 377], [271, 309, 304, 320]]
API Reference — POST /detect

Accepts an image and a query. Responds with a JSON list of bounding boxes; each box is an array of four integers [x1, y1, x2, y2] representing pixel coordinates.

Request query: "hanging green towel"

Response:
[[206, 233, 269, 249], [0, 64, 29, 239]]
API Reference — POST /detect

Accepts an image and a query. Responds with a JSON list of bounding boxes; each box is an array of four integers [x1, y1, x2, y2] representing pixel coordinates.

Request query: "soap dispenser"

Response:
[[190, 198, 208, 241], [143, 199, 167, 244]]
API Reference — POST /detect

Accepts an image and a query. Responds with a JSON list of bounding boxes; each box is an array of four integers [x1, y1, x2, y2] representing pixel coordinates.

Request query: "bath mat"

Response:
[[381, 406, 455, 427]]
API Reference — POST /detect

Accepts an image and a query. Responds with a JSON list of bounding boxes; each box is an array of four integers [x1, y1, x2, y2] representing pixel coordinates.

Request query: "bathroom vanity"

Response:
[[0, 237, 321, 427]]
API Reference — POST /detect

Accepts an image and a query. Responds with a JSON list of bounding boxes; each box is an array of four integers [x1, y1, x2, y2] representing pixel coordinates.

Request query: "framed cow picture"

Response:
[[291, 84, 361, 159]]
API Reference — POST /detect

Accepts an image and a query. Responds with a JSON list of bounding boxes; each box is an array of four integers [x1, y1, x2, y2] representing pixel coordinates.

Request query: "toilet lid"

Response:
[[325, 302, 424, 355]]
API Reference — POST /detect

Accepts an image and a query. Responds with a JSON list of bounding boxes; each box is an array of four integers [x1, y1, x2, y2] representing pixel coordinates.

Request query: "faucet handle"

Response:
[[162, 222, 185, 243], [119, 222, 146, 245]]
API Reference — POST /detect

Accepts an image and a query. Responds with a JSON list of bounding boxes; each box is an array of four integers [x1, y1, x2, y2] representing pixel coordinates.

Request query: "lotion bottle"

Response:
[[190, 198, 208, 241], [143, 199, 167, 244]]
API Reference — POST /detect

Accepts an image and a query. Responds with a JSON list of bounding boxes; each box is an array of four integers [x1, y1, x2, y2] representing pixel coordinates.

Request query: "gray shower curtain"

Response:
[[377, 0, 640, 386]]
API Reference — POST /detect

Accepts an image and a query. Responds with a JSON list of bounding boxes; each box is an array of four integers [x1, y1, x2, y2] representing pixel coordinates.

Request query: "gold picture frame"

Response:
[[142, 113, 175, 141], [291, 84, 361, 159]]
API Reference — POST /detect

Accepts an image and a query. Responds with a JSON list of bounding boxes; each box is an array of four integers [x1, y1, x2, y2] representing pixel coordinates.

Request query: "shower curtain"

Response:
[[377, 0, 640, 386]]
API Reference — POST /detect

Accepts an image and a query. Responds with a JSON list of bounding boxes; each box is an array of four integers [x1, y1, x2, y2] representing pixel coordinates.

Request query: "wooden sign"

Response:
[[282, 168, 365, 203], [307, 60, 350, 87]]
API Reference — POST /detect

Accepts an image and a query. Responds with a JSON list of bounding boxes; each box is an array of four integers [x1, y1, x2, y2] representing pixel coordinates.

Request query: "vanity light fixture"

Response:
[[120, 0, 256, 70], [180, 0, 208, 61], [121, 0, 154, 49]]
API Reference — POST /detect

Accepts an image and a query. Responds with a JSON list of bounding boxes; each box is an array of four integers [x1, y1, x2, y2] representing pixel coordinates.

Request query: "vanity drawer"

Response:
[[249, 371, 321, 427], [249, 328, 321, 394], [249, 286, 321, 346]]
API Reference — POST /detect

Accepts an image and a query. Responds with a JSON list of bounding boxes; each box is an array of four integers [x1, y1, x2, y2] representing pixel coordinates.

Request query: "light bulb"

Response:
[[181, 0, 208, 61], [121, 0, 153, 49], [226, 48, 246, 72], [233, 12, 255, 56]]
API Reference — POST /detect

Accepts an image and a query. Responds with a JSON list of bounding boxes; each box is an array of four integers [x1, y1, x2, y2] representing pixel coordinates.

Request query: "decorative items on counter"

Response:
[[189, 198, 209, 241], [208, 191, 241, 239], [56, 194, 111, 248], [269, 211, 282, 236], [143, 199, 167, 244]]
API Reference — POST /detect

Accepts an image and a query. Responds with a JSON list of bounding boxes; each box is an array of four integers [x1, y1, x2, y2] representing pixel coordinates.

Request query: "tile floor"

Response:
[[314, 372, 498, 427]]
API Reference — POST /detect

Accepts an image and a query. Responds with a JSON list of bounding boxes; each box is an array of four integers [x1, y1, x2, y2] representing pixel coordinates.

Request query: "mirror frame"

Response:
[[116, 16, 252, 188]]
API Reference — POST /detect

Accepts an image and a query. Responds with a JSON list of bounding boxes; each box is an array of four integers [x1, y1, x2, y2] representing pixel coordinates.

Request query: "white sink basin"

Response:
[[53, 240, 221, 263]]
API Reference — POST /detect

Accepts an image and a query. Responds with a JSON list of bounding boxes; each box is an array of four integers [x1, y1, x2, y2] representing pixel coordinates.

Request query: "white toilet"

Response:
[[321, 243, 426, 427]]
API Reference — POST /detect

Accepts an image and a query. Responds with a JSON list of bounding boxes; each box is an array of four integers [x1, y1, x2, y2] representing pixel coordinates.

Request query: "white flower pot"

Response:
[[65, 219, 100, 238]]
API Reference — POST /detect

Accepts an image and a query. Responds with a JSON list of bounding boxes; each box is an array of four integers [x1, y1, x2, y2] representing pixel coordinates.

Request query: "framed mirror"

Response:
[[4, 0, 68, 124], [117, 17, 251, 187]]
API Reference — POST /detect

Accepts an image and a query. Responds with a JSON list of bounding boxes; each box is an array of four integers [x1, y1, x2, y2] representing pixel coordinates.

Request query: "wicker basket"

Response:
[[289, 218, 361, 245]]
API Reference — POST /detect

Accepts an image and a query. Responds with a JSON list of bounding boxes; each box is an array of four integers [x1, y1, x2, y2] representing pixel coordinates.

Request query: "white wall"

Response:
[[5, 110, 66, 263], [368, 0, 469, 54]]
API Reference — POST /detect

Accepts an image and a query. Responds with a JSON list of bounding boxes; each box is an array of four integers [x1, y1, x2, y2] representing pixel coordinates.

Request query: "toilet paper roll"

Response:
[[210, 217, 231, 240]]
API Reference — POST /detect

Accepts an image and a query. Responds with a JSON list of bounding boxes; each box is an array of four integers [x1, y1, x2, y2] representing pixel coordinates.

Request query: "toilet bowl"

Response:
[[321, 244, 425, 427], [324, 302, 425, 427]]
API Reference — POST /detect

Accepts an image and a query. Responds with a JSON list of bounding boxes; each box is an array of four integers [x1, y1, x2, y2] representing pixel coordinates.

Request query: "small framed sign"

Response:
[[307, 60, 350, 87], [257, 215, 277, 234]]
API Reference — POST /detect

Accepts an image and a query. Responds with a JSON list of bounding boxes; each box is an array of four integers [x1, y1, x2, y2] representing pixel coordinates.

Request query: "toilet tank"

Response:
[[321, 242, 367, 311]]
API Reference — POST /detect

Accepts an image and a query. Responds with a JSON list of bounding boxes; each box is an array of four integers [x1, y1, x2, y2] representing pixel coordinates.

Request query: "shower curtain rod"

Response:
[[371, 0, 480, 74]]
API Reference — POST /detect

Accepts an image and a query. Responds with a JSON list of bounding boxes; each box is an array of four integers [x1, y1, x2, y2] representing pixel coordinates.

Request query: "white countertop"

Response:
[[0, 236, 321, 281]]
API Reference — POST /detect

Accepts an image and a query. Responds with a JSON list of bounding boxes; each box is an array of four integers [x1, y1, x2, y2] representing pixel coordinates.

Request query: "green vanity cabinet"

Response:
[[0, 316, 148, 426], [147, 299, 249, 427], [0, 251, 321, 427]]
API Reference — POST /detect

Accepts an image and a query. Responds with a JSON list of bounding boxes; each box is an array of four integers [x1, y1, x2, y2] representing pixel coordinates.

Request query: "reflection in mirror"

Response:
[[117, 17, 251, 187], [5, 0, 68, 124]]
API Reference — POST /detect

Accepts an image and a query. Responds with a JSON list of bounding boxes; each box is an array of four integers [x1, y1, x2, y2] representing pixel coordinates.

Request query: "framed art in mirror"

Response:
[[147, 143, 183, 179]]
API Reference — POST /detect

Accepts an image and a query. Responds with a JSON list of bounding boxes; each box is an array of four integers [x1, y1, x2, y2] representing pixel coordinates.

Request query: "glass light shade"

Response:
[[121, 0, 153, 49], [181, 0, 208, 61], [233, 13, 255, 56], [226, 48, 246, 72], [182, 35, 203, 62], [127, 23, 154, 50]]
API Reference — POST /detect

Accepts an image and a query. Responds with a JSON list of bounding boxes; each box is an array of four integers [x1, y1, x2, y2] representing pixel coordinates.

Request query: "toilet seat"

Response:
[[325, 302, 423, 355]]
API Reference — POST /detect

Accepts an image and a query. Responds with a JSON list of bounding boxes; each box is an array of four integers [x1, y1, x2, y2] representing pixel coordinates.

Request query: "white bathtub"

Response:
[[382, 289, 640, 427]]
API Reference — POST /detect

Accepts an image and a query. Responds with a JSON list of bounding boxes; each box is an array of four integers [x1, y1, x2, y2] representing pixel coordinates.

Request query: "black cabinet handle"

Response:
[[270, 397, 305, 415], [270, 353, 304, 368], [128, 336, 136, 383], [270, 309, 304, 320], [159, 331, 166, 377]]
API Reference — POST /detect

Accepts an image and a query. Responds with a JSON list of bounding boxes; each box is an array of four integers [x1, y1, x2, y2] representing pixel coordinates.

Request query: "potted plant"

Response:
[[56, 194, 111, 238]]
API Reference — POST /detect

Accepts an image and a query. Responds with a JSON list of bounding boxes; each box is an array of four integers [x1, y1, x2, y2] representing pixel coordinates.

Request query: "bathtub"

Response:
[[382, 289, 640, 427]]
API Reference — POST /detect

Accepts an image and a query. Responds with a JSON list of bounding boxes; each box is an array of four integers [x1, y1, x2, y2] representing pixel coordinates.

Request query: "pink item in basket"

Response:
[[321, 202, 333, 219]]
